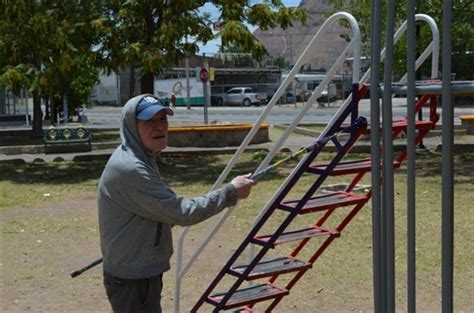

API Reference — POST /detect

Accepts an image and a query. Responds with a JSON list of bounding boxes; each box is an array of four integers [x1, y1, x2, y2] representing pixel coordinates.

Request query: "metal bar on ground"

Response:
[[70, 257, 103, 278]]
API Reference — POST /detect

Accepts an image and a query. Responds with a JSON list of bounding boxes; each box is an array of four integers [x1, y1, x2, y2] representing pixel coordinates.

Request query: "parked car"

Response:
[[212, 87, 265, 106]]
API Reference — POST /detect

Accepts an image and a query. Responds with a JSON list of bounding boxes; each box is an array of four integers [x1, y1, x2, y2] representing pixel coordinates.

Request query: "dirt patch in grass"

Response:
[[1, 152, 473, 312]]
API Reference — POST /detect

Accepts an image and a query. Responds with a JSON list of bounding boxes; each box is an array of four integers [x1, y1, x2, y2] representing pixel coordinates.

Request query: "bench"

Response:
[[459, 115, 474, 135], [43, 126, 92, 154]]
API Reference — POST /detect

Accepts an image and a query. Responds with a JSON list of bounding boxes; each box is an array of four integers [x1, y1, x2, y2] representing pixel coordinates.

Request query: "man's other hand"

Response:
[[231, 174, 257, 200]]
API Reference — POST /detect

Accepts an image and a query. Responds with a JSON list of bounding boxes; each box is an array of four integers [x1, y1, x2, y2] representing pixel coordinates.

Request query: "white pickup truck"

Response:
[[212, 87, 265, 106]]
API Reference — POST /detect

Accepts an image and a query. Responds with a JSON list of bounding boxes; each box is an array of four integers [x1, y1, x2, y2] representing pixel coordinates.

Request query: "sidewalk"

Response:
[[1, 98, 473, 163], [1, 128, 472, 164]]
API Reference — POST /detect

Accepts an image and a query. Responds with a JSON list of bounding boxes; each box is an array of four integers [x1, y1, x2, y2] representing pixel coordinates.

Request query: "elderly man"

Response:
[[97, 94, 255, 313]]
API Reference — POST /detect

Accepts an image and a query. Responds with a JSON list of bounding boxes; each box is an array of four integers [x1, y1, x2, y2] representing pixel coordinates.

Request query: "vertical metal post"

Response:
[[0, 88, 5, 115], [63, 97, 68, 124], [383, 1, 396, 312], [13, 93, 17, 114], [7, 92, 11, 114], [185, 56, 191, 109], [24, 89, 30, 126], [116, 72, 121, 106], [406, 1, 417, 312], [370, 0, 383, 311], [203, 80, 209, 125], [441, 0, 454, 311], [19, 90, 24, 117]]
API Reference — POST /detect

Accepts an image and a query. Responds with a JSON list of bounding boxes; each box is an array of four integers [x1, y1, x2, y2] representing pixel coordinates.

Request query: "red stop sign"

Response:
[[200, 67, 209, 83]]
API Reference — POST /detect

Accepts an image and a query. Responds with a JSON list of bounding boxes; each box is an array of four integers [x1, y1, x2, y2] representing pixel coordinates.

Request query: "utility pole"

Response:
[[201, 54, 210, 124], [289, 32, 293, 67], [185, 34, 191, 109], [288, 31, 296, 107]]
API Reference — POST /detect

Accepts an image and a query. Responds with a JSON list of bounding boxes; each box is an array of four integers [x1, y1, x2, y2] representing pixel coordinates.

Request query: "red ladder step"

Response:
[[207, 283, 288, 310], [308, 159, 401, 176], [366, 119, 436, 133], [252, 226, 340, 248], [223, 308, 258, 312], [229, 256, 312, 280], [279, 191, 369, 213]]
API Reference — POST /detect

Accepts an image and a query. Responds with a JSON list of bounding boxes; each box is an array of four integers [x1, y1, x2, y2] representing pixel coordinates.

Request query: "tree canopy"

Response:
[[327, 0, 473, 80], [1, 0, 308, 135], [95, 0, 308, 93], [1, 1, 102, 135]]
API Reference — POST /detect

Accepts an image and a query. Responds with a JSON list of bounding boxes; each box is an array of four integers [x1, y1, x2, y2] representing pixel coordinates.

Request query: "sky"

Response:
[[197, 0, 302, 56]]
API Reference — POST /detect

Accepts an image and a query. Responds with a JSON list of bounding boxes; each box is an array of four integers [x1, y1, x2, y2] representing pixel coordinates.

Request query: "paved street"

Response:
[[83, 98, 472, 128], [1, 97, 472, 162], [0, 97, 471, 131]]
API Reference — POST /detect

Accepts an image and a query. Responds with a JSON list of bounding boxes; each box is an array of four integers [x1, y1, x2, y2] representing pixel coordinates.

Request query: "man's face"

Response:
[[137, 111, 169, 155]]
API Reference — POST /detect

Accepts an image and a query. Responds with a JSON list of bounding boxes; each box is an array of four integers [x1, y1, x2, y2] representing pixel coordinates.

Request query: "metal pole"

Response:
[[406, 0, 417, 312], [370, 1, 383, 311], [415, 0, 425, 149], [441, 0, 454, 311], [0, 88, 5, 115], [13, 93, 17, 114], [116, 72, 121, 106], [185, 56, 191, 109], [383, 1, 396, 312], [203, 80, 209, 124], [24, 89, 30, 126], [63, 97, 68, 124]]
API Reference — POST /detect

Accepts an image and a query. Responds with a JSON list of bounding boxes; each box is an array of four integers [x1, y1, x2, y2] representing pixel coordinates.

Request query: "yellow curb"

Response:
[[459, 115, 474, 121], [169, 123, 269, 133]]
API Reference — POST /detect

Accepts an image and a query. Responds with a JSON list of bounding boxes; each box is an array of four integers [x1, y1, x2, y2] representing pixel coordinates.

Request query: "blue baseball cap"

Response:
[[136, 96, 174, 120]]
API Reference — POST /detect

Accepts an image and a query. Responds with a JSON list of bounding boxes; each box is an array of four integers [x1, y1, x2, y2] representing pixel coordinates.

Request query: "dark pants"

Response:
[[103, 271, 163, 313]]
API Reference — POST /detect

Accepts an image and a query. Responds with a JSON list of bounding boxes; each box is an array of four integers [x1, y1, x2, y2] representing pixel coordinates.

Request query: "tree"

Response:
[[215, 44, 256, 67], [272, 56, 290, 69], [96, 0, 308, 94], [327, 0, 474, 79], [0, 1, 101, 136], [1, 0, 308, 135]]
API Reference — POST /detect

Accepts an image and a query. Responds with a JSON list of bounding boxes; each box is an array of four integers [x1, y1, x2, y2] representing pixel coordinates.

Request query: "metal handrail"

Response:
[[174, 12, 441, 313], [173, 11, 361, 313], [360, 14, 440, 86]]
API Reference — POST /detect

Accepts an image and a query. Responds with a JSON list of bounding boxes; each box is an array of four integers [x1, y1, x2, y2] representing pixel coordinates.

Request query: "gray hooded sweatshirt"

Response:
[[98, 94, 237, 279]]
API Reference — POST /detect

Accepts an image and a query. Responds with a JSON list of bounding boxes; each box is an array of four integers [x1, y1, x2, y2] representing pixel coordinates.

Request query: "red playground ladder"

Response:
[[192, 87, 438, 312]]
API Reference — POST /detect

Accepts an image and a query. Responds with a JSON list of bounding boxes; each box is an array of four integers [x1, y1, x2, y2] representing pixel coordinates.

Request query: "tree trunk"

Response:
[[31, 91, 43, 138], [44, 96, 50, 120], [129, 62, 136, 99], [140, 72, 154, 94], [51, 96, 61, 125], [0, 89, 5, 115]]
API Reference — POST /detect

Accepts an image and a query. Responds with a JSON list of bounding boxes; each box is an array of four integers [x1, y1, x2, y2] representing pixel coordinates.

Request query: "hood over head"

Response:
[[119, 94, 156, 163]]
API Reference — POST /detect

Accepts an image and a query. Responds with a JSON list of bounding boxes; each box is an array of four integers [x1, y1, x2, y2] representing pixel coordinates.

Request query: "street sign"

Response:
[[209, 67, 215, 81], [199, 67, 209, 83]]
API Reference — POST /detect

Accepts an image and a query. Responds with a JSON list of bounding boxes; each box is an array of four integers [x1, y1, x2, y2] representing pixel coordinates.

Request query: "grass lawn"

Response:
[[0, 151, 472, 312]]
